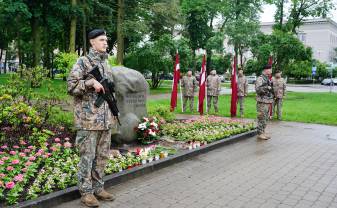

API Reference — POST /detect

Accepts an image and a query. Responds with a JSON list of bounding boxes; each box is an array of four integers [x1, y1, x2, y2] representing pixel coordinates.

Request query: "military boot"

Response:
[[95, 189, 115, 201], [81, 193, 100, 207], [257, 134, 269, 140]]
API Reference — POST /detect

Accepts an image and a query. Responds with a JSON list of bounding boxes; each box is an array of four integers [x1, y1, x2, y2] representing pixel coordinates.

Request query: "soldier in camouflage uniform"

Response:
[[237, 69, 248, 117], [272, 70, 286, 120], [255, 65, 274, 140], [181, 70, 198, 112], [206, 70, 221, 113], [67, 29, 116, 207]]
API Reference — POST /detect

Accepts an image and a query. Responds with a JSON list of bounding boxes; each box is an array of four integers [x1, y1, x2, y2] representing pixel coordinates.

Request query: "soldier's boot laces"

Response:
[[95, 189, 115, 201], [81, 193, 100, 207], [257, 134, 269, 140]]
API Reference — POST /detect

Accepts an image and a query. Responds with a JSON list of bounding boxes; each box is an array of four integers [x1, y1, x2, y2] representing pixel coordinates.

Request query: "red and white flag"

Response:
[[198, 54, 207, 115], [170, 51, 180, 111], [230, 56, 238, 117]]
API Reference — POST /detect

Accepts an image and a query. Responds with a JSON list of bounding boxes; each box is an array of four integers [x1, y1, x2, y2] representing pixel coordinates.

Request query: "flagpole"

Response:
[[205, 50, 207, 114], [179, 80, 183, 112]]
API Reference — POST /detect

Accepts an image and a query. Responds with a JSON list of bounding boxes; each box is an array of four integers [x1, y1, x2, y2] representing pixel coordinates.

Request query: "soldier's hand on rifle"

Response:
[[93, 80, 105, 94], [86, 78, 105, 94]]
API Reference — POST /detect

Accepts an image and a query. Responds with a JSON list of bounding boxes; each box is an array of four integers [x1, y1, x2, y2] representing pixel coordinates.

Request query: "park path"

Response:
[[56, 121, 337, 208]]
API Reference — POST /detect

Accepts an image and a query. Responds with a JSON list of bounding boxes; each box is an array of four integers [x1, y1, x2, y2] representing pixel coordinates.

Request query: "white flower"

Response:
[[149, 129, 156, 136], [138, 123, 147, 130], [143, 117, 149, 122], [150, 122, 158, 129]]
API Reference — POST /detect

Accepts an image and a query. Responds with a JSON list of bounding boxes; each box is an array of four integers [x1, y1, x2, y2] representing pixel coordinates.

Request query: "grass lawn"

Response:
[[148, 92, 337, 126], [1, 74, 336, 126]]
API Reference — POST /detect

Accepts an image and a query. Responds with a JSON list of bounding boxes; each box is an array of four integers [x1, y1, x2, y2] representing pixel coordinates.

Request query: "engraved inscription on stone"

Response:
[[125, 93, 146, 108]]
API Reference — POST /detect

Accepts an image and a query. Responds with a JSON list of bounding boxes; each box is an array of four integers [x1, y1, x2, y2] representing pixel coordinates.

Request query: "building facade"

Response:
[[260, 18, 337, 63]]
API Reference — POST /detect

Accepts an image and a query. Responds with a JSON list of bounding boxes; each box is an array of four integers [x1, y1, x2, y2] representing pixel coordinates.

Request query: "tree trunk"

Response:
[[82, 0, 87, 55], [279, 0, 284, 28], [0, 48, 3, 74], [4, 49, 8, 74], [69, 0, 77, 53], [117, 0, 125, 65], [206, 49, 212, 75], [192, 49, 197, 73], [31, 17, 42, 67]]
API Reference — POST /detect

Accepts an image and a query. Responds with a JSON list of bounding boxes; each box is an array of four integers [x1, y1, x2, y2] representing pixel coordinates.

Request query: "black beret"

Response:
[[263, 65, 272, 70], [88, 29, 106, 39]]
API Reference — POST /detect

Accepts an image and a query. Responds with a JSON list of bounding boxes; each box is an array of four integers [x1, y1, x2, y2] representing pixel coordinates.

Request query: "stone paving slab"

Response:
[[55, 121, 337, 208]]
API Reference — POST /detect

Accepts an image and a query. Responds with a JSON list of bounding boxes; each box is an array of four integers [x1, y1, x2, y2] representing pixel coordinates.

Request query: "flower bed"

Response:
[[0, 116, 255, 206], [161, 116, 256, 143]]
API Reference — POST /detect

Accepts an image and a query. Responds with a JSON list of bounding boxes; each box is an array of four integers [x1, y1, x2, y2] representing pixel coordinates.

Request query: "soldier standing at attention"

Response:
[[67, 29, 117, 207], [272, 70, 286, 120], [255, 65, 274, 140], [181, 70, 198, 112], [237, 69, 248, 118], [206, 70, 221, 113]]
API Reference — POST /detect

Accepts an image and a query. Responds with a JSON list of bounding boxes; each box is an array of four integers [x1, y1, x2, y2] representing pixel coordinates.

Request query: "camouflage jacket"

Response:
[[67, 48, 114, 130], [207, 75, 221, 96], [255, 74, 274, 103], [181, 76, 198, 96], [272, 77, 286, 99], [237, 75, 248, 97]]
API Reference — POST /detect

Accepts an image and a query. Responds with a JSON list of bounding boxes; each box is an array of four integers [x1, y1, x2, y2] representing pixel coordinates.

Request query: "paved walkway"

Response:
[[56, 121, 337, 208]]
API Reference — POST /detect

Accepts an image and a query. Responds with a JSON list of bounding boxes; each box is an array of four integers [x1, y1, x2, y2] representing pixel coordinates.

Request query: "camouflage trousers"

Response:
[[207, 96, 219, 113], [273, 98, 283, 120], [183, 96, 194, 112], [76, 129, 111, 195], [256, 102, 270, 135], [237, 96, 245, 117]]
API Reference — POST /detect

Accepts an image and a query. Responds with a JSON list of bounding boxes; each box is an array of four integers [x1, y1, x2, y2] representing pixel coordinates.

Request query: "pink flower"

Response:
[[7, 166, 14, 171], [20, 140, 27, 145], [37, 149, 44, 154], [0, 173, 6, 178], [9, 151, 16, 155], [11, 159, 20, 165], [35, 152, 42, 157], [5, 181, 15, 189], [25, 161, 32, 166], [47, 153, 51, 156], [56, 143, 62, 147], [54, 138, 61, 143], [24, 149, 31, 153], [14, 174, 24, 182], [50, 147, 57, 152], [19, 152, 26, 157], [1, 145, 7, 149], [22, 168, 28, 173], [2, 156, 9, 161], [28, 146, 34, 150], [0, 151, 4, 155], [0, 160, 3, 165], [13, 145, 20, 149], [44, 142, 49, 147], [28, 156, 36, 161], [65, 137, 70, 141], [64, 142, 72, 148]]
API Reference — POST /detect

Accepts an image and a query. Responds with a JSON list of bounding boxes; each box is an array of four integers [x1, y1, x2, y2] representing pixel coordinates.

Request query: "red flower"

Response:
[[5, 181, 15, 189]]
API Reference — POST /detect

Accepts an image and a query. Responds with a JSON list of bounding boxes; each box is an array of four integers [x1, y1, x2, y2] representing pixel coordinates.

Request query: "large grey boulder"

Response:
[[108, 66, 149, 143]]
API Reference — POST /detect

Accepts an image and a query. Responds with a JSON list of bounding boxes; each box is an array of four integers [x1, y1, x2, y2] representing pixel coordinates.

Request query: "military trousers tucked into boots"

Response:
[[76, 129, 111, 195], [183, 96, 194, 112], [256, 102, 270, 135]]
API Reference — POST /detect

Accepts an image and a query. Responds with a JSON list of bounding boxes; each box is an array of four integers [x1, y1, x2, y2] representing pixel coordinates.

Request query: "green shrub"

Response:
[[54, 52, 78, 81], [148, 105, 175, 122], [0, 101, 42, 129]]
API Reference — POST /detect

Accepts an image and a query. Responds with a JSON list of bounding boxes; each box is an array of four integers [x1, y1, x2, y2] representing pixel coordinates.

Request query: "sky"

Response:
[[260, 3, 337, 23]]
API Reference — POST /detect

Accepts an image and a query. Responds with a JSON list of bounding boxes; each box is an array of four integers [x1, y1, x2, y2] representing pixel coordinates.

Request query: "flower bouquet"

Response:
[[135, 117, 160, 144]]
